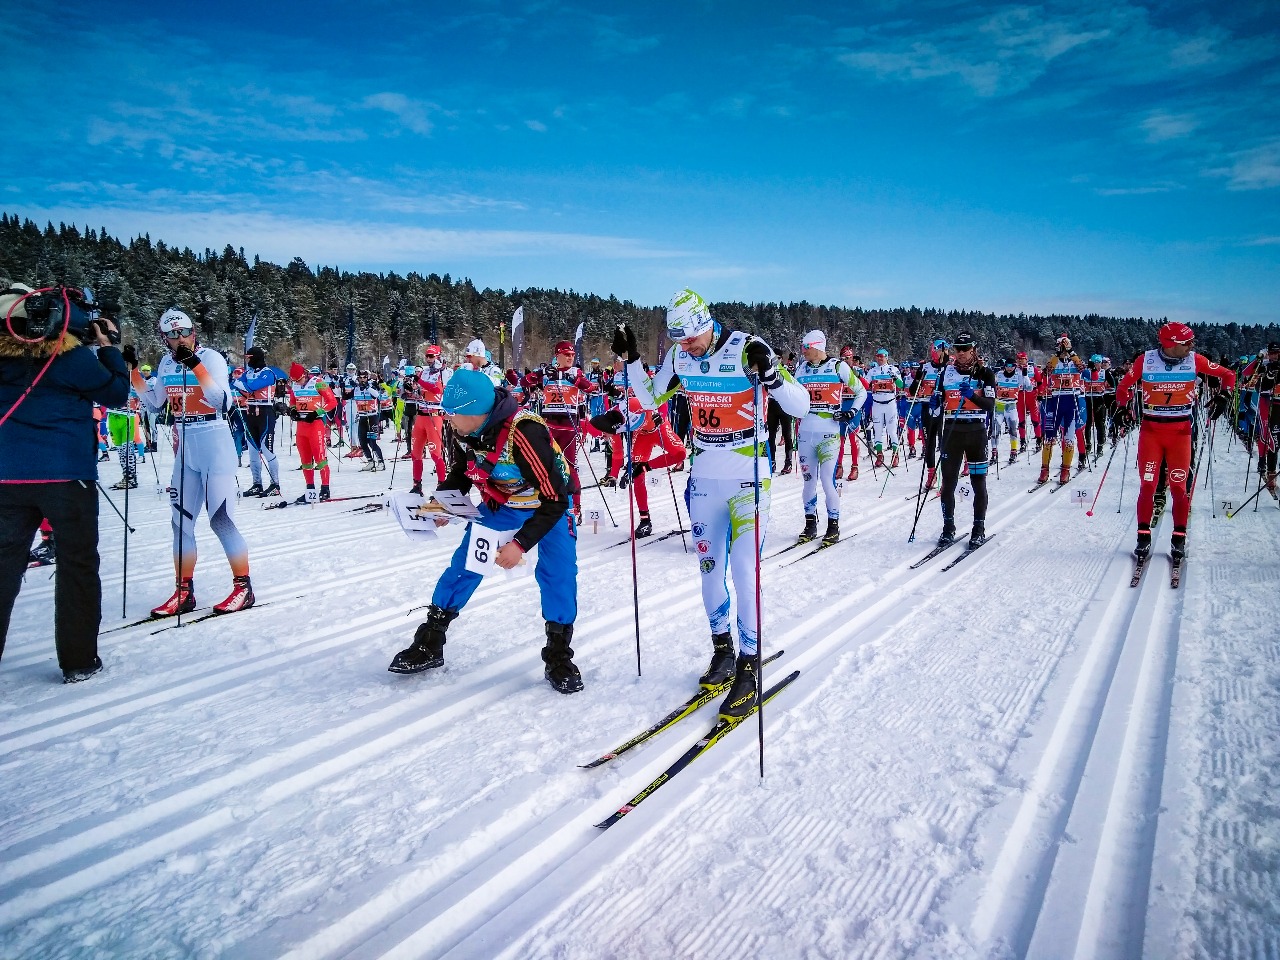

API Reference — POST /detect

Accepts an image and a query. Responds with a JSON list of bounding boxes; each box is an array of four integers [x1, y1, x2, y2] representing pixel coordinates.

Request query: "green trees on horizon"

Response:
[[3, 213, 1274, 368]]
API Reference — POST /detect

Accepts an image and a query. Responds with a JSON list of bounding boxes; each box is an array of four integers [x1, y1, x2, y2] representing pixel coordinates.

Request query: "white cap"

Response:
[[465, 338, 486, 358], [158, 308, 193, 334], [801, 329, 826, 351]]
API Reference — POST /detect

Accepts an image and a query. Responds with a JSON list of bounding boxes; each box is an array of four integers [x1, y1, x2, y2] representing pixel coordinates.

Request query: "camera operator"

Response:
[[0, 283, 130, 683]]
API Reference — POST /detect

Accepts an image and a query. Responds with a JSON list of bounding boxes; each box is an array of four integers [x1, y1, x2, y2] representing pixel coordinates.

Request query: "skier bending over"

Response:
[[387, 369, 583, 693]]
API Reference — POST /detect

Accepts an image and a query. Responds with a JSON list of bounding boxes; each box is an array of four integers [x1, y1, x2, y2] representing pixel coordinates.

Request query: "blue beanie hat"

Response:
[[441, 368, 496, 416]]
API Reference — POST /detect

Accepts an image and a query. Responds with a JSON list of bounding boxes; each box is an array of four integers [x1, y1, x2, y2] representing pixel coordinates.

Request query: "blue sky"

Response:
[[8, 0, 1279, 323]]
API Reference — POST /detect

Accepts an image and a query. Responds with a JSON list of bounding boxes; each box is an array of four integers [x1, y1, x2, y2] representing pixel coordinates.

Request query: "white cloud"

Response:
[[1220, 141, 1280, 190], [524, 119, 548, 133], [1140, 110, 1198, 143], [361, 93, 436, 136], [19, 208, 691, 268], [835, 7, 1112, 98]]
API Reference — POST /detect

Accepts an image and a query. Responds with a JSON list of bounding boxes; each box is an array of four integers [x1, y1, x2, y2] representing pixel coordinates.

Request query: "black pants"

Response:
[[767, 403, 794, 467], [940, 425, 989, 528], [359, 417, 384, 462], [1084, 398, 1109, 453], [920, 411, 943, 469], [0, 480, 102, 670]]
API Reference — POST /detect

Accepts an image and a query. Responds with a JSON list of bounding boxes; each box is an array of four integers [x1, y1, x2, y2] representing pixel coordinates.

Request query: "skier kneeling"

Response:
[[387, 369, 583, 693]]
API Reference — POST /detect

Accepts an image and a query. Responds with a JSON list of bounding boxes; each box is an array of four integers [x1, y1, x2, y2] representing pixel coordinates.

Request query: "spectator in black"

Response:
[[0, 284, 130, 682]]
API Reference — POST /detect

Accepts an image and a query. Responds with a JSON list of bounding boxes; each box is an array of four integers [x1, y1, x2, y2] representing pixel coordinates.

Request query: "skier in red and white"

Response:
[[834, 345, 868, 481], [1113, 322, 1235, 562], [589, 396, 687, 538], [991, 357, 1030, 464], [285, 363, 337, 504], [1016, 351, 1042, 451], [536, 340, 599, 523], [409, 344, 451, 495]]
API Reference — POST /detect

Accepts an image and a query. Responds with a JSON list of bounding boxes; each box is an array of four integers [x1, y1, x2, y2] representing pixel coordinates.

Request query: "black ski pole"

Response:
[[1116, 427, 1131, 513], [657, 428, 689, 553], [96, 482, 136, 534], [123, 412, 132, 617], [176, 378, 188, 629], [749, 372, 766, 778], [621, 365, 641, 677], [574, 431, 618, 528]]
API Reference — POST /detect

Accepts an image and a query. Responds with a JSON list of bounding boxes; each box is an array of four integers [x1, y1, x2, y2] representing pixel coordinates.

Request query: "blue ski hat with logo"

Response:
[[441, 368, 496, 416]]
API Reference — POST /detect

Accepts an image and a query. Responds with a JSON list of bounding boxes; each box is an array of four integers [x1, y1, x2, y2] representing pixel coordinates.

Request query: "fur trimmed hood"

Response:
[[0, 331, 86, 359]]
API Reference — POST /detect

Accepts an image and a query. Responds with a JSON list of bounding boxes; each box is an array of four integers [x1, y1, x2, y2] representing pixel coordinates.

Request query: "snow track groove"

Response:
[[6, 444, 1273, 959]]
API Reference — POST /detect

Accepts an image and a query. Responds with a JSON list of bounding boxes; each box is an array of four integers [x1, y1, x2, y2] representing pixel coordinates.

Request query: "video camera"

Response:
[[1, 285, 120, 344]]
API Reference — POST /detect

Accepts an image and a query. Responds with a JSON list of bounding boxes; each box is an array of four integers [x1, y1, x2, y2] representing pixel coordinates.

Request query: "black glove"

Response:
[[273, 399, 289, 416], [288, 408, 300, 421], [1208, 392, 1231, 421], [121, 344, 139, 370], [1113, 406, 1136, 435], [591, 409, 625, 433], [744, 340, 782, 389], [832, 409, 854, 422], [611, 324, 640, 364], [172, 344, 200, 369]]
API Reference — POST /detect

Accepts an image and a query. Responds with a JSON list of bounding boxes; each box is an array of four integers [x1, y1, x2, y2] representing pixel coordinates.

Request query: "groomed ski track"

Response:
[[1, 439, 1275, 959]]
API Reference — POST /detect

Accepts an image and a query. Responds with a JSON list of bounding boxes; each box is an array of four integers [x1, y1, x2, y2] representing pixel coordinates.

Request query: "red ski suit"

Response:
[[1115, 350, 1234, 530]]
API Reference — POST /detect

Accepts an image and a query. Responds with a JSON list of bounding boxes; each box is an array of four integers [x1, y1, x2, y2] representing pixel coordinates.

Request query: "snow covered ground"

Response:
[[2, 425, 1277, 960]]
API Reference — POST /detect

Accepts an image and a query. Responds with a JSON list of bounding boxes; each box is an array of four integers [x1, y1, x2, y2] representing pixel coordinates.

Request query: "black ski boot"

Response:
[[1134, 527, 1152, 560], [62, 655, 103, 684], [1152, 488, 1167, 521], [294, 487, 314, 505], [542, 621, 584, 694], [798, 514, 818, 544], [388, 605, 457, 673], [937, 518, 956, 548], [634, 512, 653, 538], [821, 518, 839, 546], [243, 483, 264, 497], [968, 522, 986, 549], [319, 485, 331, 502], [262, 482, 282, 498], [29, 532, 56, 567], [698, 632, 736, 687], [409, 482, 423, 496], [1171, 527, 1187, 562], [719, 653, 758, 721]]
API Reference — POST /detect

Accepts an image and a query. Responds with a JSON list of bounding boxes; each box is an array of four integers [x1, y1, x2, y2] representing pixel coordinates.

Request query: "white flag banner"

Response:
[[511, 306, 525, 369]]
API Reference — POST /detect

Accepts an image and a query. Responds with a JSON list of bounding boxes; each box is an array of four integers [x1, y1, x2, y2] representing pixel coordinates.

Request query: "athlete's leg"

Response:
[[726, 478, 770, 656], [171, 462, 206, 580], [204, 473, 250, 577], [816, 433, 840, 518]]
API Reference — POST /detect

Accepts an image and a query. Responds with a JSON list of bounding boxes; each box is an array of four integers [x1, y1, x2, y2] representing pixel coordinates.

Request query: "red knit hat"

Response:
[[289, 362, 308, 381]]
